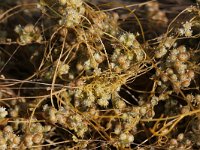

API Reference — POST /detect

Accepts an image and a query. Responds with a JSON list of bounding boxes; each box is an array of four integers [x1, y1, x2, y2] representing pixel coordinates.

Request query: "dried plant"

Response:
[[0, 0, 200, 149]]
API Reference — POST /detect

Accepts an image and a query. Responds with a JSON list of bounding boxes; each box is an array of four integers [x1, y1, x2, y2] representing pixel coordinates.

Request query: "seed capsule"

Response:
[[117, 55, 126, 65], [24, 134, 33, 143], [195, 94, 200, 103], [59, 0, 67, 5], [32, 133, 43, 144], [177, 133, 184, 141], [24, 24, 34, 33], [161, 74, 168, 82], [170, 139, 178, 146], [187, 70, 195, 79], [3, 126, 13, 133], [181, 79, 191, 87], [178, 52, 189, 61], [177, 45, 186, 53], [115, 100, 126, 109], [13, 136, 21, 145]]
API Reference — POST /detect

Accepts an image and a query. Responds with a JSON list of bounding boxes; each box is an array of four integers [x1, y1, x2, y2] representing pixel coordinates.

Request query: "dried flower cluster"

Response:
[[0, 0, 199, 149]]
